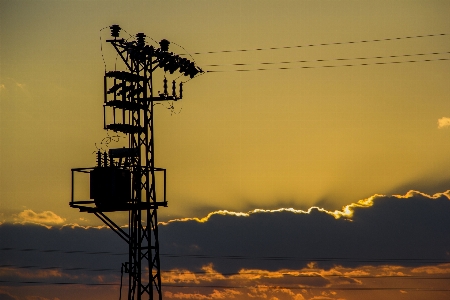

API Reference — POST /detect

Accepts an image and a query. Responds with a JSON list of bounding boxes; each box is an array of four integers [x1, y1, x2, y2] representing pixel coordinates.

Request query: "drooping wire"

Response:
[[171, 41, 197, 64], [113, 28, 135, 72], [144, 34, 160, 47], [167, 101, 182, 116], [181, 69, 207, 84], [190, 33, 448, 55], [154, 101, 183, 116], [93, 130, 127, 153], [99, 26, 109, 73]]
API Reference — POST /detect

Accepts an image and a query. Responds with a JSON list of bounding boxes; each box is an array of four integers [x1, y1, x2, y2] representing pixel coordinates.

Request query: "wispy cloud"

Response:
[[165, 289, 241, 300], [161, 263, 450, 300], [0, 266, 64, 279], [437, 117, 450, 129]]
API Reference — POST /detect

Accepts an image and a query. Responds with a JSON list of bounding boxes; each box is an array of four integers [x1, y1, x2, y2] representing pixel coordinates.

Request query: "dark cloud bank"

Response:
[[160, 192, 450, 273], [1, 192, 450, 278]]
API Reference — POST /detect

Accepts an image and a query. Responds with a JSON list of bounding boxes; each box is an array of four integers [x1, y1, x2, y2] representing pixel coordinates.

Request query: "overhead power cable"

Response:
[[165, 284, 450, 292], [0, 280, 117, 286], [161, 253, 450, 264], [1, 247, 449, 264], [0, 264, 117, 273], [205, 51, 450, 67], [190, 33, 448, 55], [0, 247, 126, 255], [1, 280, 450, 292], [206, 57, 450, 72], [2, 264, 450, 280]]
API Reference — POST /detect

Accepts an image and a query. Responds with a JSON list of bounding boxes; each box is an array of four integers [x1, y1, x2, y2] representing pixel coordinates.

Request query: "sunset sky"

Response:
[[1, 1, 450, 299]]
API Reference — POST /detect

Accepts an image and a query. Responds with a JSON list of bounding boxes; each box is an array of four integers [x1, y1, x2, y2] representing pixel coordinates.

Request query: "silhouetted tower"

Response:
[[70, 25, 202, 300]]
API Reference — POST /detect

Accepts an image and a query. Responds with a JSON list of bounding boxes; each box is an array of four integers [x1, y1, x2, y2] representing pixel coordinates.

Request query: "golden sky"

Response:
[[1, 0, 450, 224], [1, 1, 450, 299]]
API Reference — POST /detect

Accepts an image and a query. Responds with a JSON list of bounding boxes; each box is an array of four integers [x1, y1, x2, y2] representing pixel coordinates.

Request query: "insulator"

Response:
[[97, 150, 102, 167], [172, 80, 177, 98], [110, 25, 121, 38], [179, 82, 183, 99], [136, 33, 146, 45], [163, 77, 168, 95], [103, 152, 108, 167], [159, 39, 170, 52]]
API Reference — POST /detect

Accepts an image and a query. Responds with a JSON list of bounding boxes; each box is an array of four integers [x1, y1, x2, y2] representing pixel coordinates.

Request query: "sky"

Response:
[[1, 0, 450, 299]]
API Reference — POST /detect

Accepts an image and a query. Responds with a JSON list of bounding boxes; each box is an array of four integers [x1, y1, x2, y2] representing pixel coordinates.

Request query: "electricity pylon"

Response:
[[70, 25, 202, 300]]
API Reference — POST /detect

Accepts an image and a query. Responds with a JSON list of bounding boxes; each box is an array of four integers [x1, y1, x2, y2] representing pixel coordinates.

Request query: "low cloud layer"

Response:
[[1, 191, 450, 299], [159, 191, 450, 273]]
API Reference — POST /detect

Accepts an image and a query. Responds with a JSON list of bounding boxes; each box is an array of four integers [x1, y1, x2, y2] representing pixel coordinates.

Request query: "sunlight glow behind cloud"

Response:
[[161, 263, 450, 300], [14, 209, 66, 228], [161, 190, 450, 225]]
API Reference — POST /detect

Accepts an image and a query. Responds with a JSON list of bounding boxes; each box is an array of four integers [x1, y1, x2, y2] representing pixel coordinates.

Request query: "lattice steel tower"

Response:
[[70, 25, 202, 300]]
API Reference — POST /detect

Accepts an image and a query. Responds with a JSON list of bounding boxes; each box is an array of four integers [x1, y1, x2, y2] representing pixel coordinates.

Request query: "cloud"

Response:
[[159, 195, 379, 226], [0, 266, 64, 280], [165, 289, 241, 300], [14, 210, 66, 228], [2, 191, 450, 299], [437, 117, 450, 129], [159, 190, 450, 273]]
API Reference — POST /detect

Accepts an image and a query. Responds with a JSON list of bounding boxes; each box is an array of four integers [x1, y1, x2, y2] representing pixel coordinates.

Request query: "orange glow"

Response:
[[160, 263, 450, 300]]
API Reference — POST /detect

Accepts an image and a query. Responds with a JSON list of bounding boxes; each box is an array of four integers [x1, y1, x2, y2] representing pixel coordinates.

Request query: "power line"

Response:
[[1, 247, 449, 264], [190, 33, 448, 55], [0, 264, 117, 273], [165, 284, 450, 292], [0, 247, 127, 256], [204, 51, 450, 67], [0, 280, 117, 286], [162, 253, 450, 264], [2, 264, 450, 280], [1, 280, 450, 292], [206, 57, 450, 72]]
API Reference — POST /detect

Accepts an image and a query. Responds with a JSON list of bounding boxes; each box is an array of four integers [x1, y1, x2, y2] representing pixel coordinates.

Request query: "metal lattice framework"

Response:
[[70, 25, 202, 300]]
